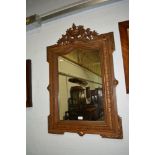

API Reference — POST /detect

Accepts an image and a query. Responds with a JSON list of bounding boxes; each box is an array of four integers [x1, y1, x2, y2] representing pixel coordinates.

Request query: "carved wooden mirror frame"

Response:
[[47, 24, 123, 139]]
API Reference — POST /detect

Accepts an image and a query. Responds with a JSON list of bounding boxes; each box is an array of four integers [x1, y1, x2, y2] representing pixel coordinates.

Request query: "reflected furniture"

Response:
[[64, 86, 103, 121]]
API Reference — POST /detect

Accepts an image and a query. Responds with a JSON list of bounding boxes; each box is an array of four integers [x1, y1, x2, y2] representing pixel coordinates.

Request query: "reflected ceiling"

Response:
[[63, 49, 101, 76]]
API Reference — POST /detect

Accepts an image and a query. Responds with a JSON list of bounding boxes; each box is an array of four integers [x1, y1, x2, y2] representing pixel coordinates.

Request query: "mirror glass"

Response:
[[58, 48, 104, 121]]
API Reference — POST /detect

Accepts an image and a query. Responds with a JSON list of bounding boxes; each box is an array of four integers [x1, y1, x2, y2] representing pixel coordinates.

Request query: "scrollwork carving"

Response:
[[57, 23, 99, 45]]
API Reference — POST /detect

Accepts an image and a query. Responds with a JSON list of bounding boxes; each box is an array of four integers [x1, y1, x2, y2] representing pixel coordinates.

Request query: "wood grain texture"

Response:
[[119, 21, 129, 94], [47, 24, 123, 139]]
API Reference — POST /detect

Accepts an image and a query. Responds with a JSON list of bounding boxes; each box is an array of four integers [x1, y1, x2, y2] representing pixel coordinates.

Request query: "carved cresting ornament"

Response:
[[57, 23, 99, 45]]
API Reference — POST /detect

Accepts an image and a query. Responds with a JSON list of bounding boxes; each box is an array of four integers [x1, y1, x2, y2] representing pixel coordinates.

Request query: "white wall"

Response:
[[26, 1, 129, 155], [26, 0, 86, 17]]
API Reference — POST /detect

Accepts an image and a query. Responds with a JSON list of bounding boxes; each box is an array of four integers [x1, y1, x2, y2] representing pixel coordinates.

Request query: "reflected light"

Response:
[[59, 59, 64, 62]]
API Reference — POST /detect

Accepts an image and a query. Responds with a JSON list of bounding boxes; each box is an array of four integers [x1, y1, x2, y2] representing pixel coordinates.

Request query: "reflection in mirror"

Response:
[[58, 49, 104, 121]]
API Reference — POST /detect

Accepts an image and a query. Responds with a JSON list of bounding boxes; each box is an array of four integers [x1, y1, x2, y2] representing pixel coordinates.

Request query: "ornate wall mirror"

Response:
[[47, 24, 123, 138]]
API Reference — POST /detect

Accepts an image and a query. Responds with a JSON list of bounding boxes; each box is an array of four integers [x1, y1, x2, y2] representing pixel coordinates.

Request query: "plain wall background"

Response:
[[26, 1, 129, 155]]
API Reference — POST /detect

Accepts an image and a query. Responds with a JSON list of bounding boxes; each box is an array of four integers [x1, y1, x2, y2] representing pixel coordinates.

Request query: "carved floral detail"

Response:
[[57, 23, 99, 45]]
